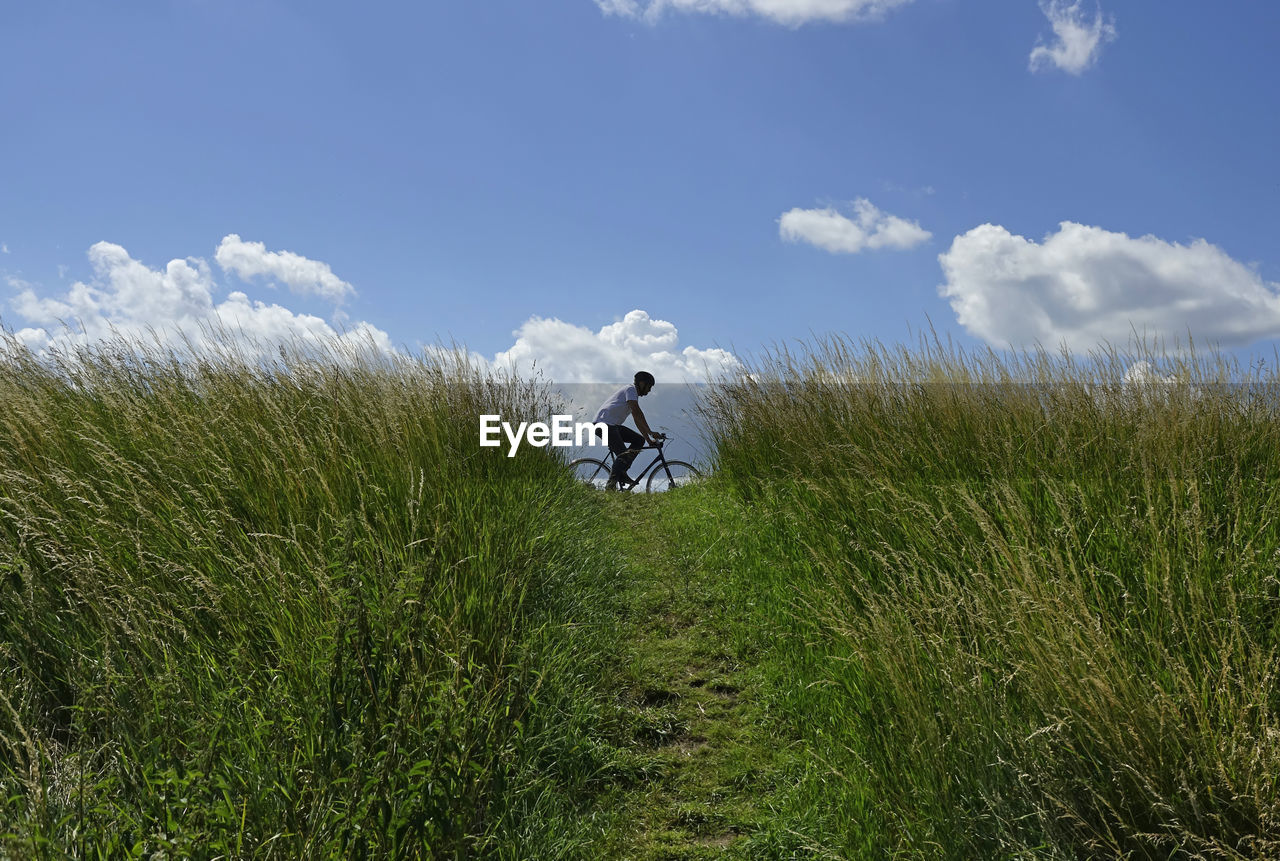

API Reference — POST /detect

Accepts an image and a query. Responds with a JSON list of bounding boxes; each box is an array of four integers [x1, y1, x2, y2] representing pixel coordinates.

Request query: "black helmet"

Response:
[[634, 371, 655, 387]]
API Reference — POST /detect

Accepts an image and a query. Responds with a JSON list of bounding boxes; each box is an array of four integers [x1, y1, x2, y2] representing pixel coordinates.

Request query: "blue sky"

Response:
[[3, 0, 1278, 382]]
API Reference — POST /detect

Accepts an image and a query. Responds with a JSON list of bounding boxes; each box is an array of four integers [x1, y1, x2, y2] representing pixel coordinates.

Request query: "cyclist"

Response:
[[593, 371, 661, 490]]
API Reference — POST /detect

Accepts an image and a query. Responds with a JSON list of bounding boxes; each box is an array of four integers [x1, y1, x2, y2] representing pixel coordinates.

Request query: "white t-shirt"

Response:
[[594, 385, 637, 426]]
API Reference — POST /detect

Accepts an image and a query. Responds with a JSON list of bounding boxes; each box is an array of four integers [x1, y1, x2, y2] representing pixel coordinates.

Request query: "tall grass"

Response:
[[703, 336, 1280, 858], [0, 331, 621, 858]]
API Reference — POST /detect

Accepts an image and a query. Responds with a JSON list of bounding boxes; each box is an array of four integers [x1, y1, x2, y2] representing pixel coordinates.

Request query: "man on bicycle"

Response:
[[594, 371, 661, 491]]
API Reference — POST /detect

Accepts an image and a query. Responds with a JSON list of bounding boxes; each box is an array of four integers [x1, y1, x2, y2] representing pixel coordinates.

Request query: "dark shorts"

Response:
[[600, 424, 644, 481]]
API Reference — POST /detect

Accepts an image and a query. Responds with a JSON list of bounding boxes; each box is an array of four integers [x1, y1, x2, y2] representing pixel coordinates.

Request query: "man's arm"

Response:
[[628, 400, 658, 443]]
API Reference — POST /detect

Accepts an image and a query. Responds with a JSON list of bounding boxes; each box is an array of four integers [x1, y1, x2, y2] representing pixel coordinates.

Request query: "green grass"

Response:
[[0, 333, 626, 858], [699, 335, 1280, 858], [584, 487, 814, 860], [5, 329, 1280, 858]]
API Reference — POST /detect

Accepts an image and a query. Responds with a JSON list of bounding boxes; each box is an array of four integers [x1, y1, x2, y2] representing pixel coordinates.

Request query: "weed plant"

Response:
[[0, 331, 621, 859], [702, 336, 1280, 858]]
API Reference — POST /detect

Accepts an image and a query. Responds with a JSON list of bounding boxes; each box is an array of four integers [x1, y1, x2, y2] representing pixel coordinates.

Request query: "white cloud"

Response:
[[8, 240, 392, 359], [595, 0, 915, 26], [215, 234, 356, 302], [937, 222, 1280, 352], [1122, 360, 1176, 388], [1, 243, 9, 254], [1030, 1, 1116, 75], [490, 309, 740, 384], [597, 0, 643, 15], [779, 198, 931, 254]]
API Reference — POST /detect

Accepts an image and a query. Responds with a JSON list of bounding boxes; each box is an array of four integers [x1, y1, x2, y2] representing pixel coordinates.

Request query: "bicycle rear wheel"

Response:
[[645, 460, 702, 492], [568, 457, 612, 489]]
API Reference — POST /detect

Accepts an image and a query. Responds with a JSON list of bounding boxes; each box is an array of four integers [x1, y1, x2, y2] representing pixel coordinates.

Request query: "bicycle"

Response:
[[568, 433, 703, 492]]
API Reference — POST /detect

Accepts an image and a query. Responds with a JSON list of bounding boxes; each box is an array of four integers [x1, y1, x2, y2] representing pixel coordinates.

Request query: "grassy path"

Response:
[[585, 487, 807, 860]]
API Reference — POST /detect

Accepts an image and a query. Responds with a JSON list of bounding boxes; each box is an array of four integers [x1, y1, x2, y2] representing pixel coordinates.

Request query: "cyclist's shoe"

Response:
[[607, 474, 635, 491]]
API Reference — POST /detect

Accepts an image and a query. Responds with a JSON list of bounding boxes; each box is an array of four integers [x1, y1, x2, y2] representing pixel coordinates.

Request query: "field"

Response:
[[2, 332, 1278, 858], [0, 335, 625, 858], [698, 337, 1280, 858]]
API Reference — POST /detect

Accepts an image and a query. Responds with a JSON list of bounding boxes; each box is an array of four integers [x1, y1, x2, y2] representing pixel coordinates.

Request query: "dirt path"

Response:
[[589, 489, 798, 860]]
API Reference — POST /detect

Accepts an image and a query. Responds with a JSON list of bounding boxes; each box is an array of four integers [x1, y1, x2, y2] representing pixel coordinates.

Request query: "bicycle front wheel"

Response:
[[568, 457, 612, 489], [645, 460, 702, 492]]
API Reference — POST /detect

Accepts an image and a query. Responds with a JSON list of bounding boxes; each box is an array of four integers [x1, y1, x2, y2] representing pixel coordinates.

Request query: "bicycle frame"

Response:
[[600, 440, 675, 489], [568, 434, 702, 492]]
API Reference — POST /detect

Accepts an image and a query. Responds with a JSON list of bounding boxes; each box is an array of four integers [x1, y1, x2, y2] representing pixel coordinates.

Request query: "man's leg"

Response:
[[607, 425, 645, 487]]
